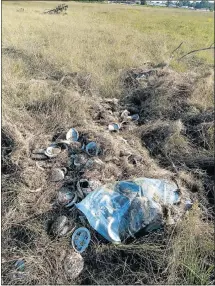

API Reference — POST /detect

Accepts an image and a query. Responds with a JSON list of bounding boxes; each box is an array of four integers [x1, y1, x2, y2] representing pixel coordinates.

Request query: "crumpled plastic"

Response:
[[76, 177, 180, 242]]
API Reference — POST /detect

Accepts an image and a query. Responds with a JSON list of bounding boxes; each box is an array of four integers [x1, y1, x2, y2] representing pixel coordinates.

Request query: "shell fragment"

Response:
[[71, 227, 91, 253], [66, 128, 79, 143]]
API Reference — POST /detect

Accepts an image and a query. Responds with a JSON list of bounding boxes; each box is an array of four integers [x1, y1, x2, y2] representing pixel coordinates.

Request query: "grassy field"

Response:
[[2, 1, 214, 97], [2, 1, 214, 285]]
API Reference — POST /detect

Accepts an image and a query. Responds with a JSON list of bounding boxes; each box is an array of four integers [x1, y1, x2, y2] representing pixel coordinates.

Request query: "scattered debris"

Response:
[[58, 187, 77, 208], [31, 149, 48, 160], [120, 110, 140, 123], [71, 227, 91, 253], [51, 215, 69, 237], [31, 152, 48, 160], [184, 200, 193, 211], [66, 128, 79, 143], [85, 142, 101, 156], [76, 178, 183, 242], [31, 113, 190, 246], [129, 114, 140, 121], [44, 4, 68, 15], [50, 168, 67, 182], [77, 179, 91, 198], [14, 259, 25, 272], [63, 251, 84, 279], [45, 143, 62, 158], [73, 154, 89, 167], [108, 123, 121, 132], [121, 109, 130, 120]]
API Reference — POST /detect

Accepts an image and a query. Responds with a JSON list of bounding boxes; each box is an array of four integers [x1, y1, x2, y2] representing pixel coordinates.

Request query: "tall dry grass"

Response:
[[2, 1, 214, 97]]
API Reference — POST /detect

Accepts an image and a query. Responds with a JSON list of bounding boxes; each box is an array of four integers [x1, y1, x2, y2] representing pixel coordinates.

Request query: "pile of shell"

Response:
[[32, 127, 104, 205], [32, 109, 140, 208], [30, 109, 140, 262]]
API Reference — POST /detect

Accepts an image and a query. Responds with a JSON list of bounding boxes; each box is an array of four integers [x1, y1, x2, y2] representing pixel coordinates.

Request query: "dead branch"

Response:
[[170, 42, 184, 58], [44, 4, 68, 15], [177, 44, 215, 61], [166, 42, 184, 67]]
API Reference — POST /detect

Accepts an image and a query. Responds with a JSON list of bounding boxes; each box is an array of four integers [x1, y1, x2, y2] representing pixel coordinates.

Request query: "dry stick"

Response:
[[170, 42, 184, 58], [177, 43, 215, 61], [166, 42, 184, 66]]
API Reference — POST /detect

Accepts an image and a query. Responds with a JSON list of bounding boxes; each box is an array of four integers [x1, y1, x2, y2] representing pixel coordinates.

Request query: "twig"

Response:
[[170, 42, 184, 58], [166, 42, 184, 67], [177, 44, 215, 61]]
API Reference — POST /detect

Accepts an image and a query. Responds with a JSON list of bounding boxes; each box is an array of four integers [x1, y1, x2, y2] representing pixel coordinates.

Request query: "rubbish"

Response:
[[31, 153, 49, 160], [77, 179, 91, 198], [108, 123, 120, 132], [51, 215, 69, 237], [77, 179, 100, 198], [85, 158, 104, 170], [45, 143, 62, 158], [185, 200, 193, 211], [71, 227, 91, 253], [66, 128, 79, 143], [50, 168, 67, 182], [89, 180, 102, 191], [73, 154, 89, 167], [31, 149, 49, 160], [84, 159, 95, 169], [76, 178, 180, 242], [32, 149, 46, 154], [129, 114, 139, 121], [85, 142, 100, 156], [136, 74, 146, 79], [63, 251, 84, 279], [120, 110, 139, 122], [58, 187, 77, 208], [133, 177, 180, 205], [15, 259, 25, 272], [121, 110, 130, 120]]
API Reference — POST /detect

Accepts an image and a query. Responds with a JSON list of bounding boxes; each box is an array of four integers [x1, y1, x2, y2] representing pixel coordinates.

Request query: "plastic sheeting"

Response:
[[76, 178, 180, 242]]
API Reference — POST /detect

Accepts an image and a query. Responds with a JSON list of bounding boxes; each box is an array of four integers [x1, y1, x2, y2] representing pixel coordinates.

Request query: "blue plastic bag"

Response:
[[76, 178, 180, 242]]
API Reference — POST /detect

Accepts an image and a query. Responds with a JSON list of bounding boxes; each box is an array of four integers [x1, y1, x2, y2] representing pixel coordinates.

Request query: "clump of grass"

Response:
[[167, 204, 214, 285]]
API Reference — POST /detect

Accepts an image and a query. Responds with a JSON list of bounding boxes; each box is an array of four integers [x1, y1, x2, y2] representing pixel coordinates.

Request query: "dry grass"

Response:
[[2, 1, 214, 97], [2, 1, 214, 285], [167, 204, 214, 285]]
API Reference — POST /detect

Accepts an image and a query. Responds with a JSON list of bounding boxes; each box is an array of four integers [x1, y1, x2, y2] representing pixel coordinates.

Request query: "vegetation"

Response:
[[175, 0, 214, 10], [2, 1, 214, 285]]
